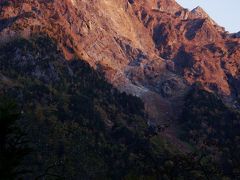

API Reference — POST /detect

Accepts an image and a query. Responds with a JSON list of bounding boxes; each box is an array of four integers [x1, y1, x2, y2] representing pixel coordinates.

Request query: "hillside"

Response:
[[1, 0, 240, 123], [0, 0, 240, 179], [0, 36, 226, 179]]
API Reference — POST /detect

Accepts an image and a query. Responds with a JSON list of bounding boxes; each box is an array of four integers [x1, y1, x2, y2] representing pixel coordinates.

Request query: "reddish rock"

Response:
[[0, 0, 240, 123]]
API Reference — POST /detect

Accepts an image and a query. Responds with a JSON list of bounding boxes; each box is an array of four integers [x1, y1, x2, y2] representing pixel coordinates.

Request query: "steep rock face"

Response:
[[131, 0, 240, 98], [0, 0, 240, 123]]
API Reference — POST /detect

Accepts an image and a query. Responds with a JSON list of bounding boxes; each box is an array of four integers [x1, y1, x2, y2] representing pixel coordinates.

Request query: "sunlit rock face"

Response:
[[131, 0, 240, 96], [0, 0, 240, 123]]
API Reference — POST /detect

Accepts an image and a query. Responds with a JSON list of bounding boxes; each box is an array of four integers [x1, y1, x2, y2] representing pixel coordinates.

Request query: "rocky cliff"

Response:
[[1, 0, 240, 124]]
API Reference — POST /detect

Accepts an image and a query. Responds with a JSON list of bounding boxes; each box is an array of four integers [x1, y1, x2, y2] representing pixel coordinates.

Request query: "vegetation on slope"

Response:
[[180, 85, 240, 179], [0, 36, 224, 179], [0, 97, 31, 179]]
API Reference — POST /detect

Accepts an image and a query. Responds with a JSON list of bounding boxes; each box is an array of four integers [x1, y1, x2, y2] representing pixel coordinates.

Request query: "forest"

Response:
[[0, 36, 237, 179]]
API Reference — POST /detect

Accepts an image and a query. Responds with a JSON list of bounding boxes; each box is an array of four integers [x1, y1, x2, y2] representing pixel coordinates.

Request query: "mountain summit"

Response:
[[1, 0, 240, 179], [1, 0, 240, 122]]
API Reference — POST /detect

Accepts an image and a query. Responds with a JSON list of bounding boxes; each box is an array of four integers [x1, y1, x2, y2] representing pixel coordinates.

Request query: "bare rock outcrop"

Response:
[[0, 0, 240, 123]]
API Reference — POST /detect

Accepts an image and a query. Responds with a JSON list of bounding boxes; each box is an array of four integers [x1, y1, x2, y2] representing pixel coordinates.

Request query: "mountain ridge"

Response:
[[0, 0, 240, 123], [1, 1, 240, 178]]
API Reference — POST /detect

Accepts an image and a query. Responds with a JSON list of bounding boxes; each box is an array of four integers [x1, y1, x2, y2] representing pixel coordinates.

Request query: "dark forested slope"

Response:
[[0, 36, 225, 179], [180, 86, 240, 179]]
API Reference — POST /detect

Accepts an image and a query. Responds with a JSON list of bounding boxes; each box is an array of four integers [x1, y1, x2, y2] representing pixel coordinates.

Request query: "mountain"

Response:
[[1, 0, 240, 179], [0, 35, 225, 180], [1, 0, 240, 123]]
